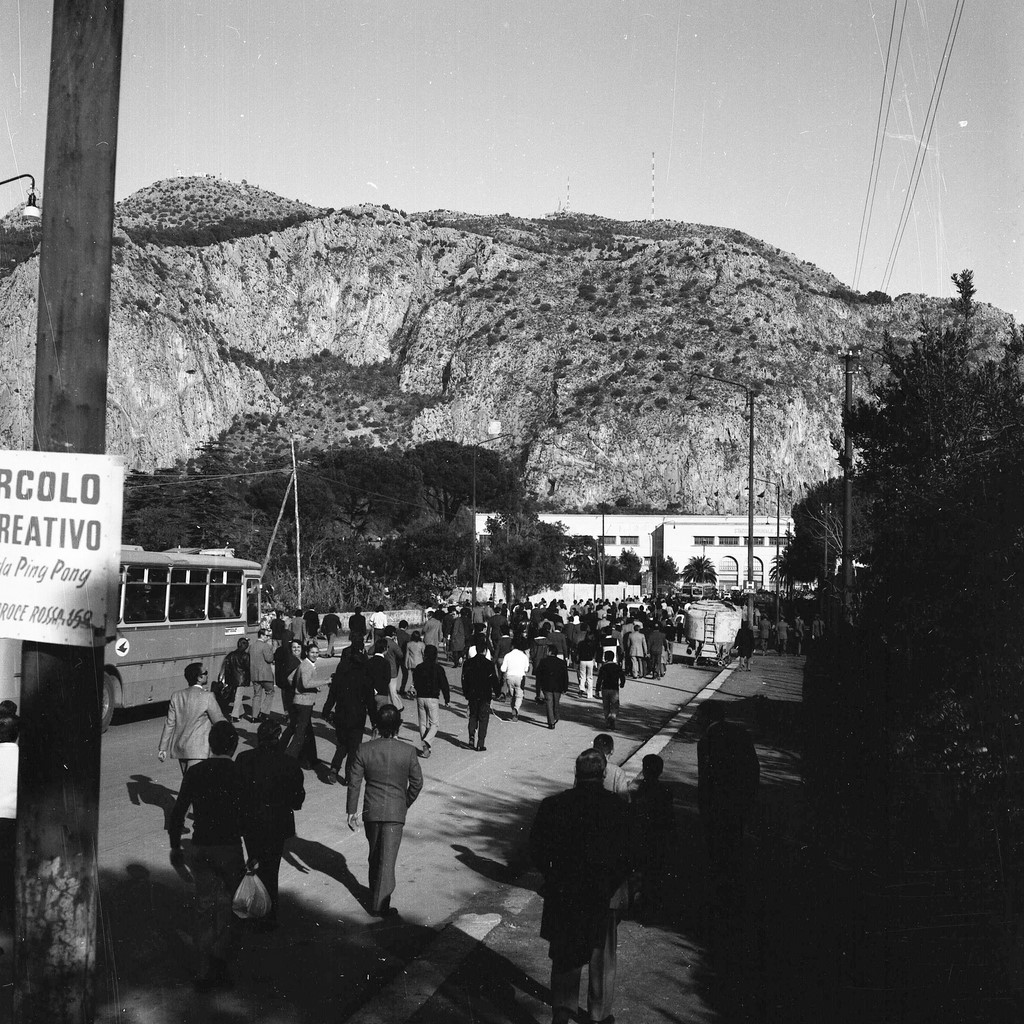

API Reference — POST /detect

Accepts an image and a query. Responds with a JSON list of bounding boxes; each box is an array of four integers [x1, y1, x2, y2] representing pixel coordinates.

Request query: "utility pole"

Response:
[[746, 388, 756, 633], [291, 438, 301, 606], [842, 348, 860, 622], [17, 3, 124, 1021]]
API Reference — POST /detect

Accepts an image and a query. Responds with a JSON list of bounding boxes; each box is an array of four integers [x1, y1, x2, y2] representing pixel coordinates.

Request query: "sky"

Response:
[[1, 1, 1020, 315]]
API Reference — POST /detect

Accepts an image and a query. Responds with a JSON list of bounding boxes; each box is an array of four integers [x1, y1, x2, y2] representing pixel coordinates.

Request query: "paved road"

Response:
[[55, 655, 723, 1022]]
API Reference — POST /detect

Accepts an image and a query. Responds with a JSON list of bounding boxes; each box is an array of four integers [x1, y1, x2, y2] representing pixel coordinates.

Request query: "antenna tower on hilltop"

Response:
[[651, 151, 655, 219]]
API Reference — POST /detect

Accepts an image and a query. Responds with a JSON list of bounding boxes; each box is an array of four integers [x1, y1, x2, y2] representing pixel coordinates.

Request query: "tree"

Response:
[[406, 441, 515, 523], [481, 512, 567, 604], [682, 555, 718, 584], [651, 555, 679, 586], [563, 535, 601, 583], [617, 548, 642, 585], [321, 447, 422, 535]]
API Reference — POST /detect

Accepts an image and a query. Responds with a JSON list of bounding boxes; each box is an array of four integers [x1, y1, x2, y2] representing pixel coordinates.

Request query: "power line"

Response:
[[853, 0, 908, 291], [880, 0, 966, 294]]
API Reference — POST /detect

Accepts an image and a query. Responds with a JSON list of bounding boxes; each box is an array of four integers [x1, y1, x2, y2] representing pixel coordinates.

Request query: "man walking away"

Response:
[[322, 607, 342, 657], [593, 734, 630, 800], [324, 640, 375, 785], [537, 647, 570, 730], [625, 624, 648, 679], [462, 643, 501, 751], [346, 704, 423, 917], [412, 644, 450, 758], [530, 748, 631, 1024], [249, 628, 277, 721], [167, 720, 245, 991], [500, 638, 531, 721], [629, 753, 676, 922], [697, 703, 760, 882], [597, 651, 626, 731], [348, 606, 367, 646], [236, 719, 305, 930], [576, 630, 598, 699]]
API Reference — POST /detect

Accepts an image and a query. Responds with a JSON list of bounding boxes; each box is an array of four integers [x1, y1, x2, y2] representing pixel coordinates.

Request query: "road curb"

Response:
[[345, 912, 502, 1024], [620, 663, 732, 772]]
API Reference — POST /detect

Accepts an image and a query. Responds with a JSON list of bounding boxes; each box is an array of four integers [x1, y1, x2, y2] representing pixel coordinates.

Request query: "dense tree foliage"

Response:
[[481, 511, 567, 604], [682, 555, 717, 584]]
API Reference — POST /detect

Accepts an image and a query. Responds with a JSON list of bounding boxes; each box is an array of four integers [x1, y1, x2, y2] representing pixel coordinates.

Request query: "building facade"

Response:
[[474, 511, 794, 591]]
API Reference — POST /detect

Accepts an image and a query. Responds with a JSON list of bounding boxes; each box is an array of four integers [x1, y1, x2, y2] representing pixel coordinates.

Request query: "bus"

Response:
[[102, 546, 263, 729]]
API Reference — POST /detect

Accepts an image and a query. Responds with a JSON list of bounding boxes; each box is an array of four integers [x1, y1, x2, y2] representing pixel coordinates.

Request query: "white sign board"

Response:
[[0, 451, 124, 647]]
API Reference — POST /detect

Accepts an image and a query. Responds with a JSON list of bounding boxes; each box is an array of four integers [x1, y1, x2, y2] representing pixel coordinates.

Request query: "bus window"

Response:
[[208, 570, 243, 619], [169, 568, 208, 621], [245, 578, 260, 626], [122, 565, 169, 623]]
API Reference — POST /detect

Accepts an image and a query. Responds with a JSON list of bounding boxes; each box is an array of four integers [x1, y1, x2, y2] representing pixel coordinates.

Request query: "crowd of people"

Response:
[[150, 592, 768, 1018]]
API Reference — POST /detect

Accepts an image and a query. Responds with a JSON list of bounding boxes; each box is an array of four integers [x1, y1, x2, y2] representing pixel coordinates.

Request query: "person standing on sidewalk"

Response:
[[697, 703, 760, 879], [629, 753, 676, 922], [236, 719, 305, 930], [462, 644, 500, 751], [274, 639, 302, 718], [249, 628, 277, 721], [158, 664, 226, 774], [530, 747, 631, 1024], [537, 647, 570, 730], [167, 720, 245, 991], [346, 705, 423, 917], [597, 651, 626, 731], [412, 644, 450, 758]]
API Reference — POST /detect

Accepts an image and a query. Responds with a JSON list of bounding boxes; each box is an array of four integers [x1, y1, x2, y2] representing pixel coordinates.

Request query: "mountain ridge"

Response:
[[0, 176, 1015, 516]]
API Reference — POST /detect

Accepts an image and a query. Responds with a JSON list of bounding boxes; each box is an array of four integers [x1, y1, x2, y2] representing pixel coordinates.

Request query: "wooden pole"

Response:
[[16, 3, 124, 1021], [291, 438, 302, 607], [261, 473, 294, 571]]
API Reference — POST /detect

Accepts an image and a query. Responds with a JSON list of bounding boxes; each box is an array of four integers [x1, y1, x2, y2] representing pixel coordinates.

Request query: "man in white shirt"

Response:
[[500, 640, 531, 722], [369, 606, 388, 644], [593, 734, 631, 800]]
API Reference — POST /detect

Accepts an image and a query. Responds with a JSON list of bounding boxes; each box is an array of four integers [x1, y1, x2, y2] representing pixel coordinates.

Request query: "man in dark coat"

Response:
[[236, 719, 305, 929], [348, 606, 367, 645], [530, 748, 631, 1024], [346, 704, 423, 916], [321, 608, 342, 657], [697, 703, 760, 877], [214, 638, 250, 720], [323, 640, 376, 784], [536, 648, 570, 730], [167, 721, 245, 991], [274, 639, 302, 716], [461, 647, 501, 751]]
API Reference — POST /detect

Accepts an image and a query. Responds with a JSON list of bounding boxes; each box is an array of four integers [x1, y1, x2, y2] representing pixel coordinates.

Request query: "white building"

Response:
[[474, 511, 794, 591]]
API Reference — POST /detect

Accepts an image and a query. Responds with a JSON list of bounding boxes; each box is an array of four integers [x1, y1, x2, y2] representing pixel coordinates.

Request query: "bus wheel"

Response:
[[101, 673, 116, 732]]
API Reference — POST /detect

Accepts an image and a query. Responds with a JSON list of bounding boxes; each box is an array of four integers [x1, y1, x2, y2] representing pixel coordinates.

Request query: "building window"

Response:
[[599, 535, 616, 545], [743, 537, 765, 546], [768, 536, 784, 546], [718, 536, 740, 546], [619, 535, 639, 545], [694, 535, 715, 546]]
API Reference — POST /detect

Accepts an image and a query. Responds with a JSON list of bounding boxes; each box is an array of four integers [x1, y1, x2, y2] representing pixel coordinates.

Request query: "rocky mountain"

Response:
[[0, 176, 1015, 516]]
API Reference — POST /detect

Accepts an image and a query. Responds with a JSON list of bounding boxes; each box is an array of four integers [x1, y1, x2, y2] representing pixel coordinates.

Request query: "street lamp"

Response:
[[685, 370, 763, 630], [470, 418, 502, 604], [1, 172, 42, 219]]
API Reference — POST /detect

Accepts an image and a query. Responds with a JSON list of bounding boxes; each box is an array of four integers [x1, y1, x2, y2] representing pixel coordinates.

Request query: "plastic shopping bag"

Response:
[[232, 864, 271, 920]]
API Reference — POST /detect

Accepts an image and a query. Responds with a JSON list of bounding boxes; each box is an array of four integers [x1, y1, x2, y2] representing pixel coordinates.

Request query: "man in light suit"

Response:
[[346, 704, 423, 916], [157, 662, 226, 774]]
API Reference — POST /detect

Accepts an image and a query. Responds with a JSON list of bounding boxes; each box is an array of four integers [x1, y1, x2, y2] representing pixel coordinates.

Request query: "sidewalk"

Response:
[[363, 651, 807, 1024]]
